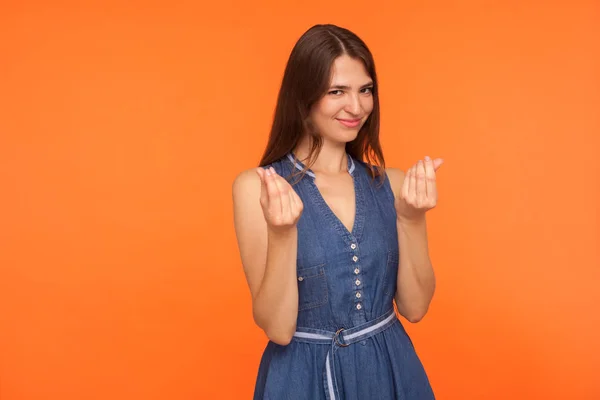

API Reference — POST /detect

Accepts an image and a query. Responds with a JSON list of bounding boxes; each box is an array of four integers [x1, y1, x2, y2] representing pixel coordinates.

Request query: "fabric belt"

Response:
[[292, 308, 398, 400]]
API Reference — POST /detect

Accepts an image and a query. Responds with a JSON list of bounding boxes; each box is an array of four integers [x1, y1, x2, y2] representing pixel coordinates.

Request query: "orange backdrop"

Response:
[[1, 1, 599, 399]]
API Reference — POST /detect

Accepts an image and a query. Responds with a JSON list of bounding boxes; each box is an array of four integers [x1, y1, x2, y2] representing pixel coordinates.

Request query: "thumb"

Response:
[[256, 168, 267, 191], [433, 158, 444, 171], [256, 167, 265, 181]]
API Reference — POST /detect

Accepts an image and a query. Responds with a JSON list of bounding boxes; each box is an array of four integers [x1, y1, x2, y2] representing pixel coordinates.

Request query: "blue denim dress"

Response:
[[253, 153, 435, 400]]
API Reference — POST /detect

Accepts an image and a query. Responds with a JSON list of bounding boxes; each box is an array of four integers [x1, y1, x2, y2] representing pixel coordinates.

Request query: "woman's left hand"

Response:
[[395, 156, 444, 223]]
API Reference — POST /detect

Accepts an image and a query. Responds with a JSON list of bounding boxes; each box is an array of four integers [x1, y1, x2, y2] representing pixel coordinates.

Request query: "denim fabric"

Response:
[[253, 153, 435, 400]]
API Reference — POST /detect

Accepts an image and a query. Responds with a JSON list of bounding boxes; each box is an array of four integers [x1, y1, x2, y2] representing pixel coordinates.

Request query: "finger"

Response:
[[256, 166, 265, 182], [269, 167, 286, 217], [408, 165, 417, 201], [401, 168, 410, 200], [256, 168, 268, 205], [281, 176, 296, 210], [272, 170, 291, 220], [416, 160, 426, 206], [286, 180, 301, 219], [288, 183, 297, 215], [290, 185, 303, 214], [265, 167, 281, 215], [424, 156, 437, 201], [433, 158, 444, 171]]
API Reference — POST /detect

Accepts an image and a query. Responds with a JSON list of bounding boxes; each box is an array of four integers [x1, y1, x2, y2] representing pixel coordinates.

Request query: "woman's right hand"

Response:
[[256, 167, 304, 232]]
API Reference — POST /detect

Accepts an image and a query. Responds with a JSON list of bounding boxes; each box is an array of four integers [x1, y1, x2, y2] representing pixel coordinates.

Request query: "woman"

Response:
[[232, 24, 443, 400]]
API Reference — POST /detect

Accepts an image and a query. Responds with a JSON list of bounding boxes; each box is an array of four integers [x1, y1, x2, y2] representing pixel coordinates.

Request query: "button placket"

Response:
[[350, 242, 363, 312]]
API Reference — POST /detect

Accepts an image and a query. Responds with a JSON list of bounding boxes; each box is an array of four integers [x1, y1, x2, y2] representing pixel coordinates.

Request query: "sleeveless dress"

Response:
[[253, 153, 435, 400]]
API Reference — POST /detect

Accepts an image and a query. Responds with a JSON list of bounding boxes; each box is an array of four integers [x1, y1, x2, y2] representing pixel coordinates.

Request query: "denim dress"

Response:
[[253, 153, 435, 400]]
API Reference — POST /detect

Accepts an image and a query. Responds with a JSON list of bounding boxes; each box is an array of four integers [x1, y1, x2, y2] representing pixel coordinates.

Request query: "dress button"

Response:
[[356, 292, 361, 298], [298, 276, 304, 281], [352, 256, 358, 262], [350, 244, 357, 250], [354, 268, 360, 274], [355, 279, 361, 286], [356, 303, 362, 310]]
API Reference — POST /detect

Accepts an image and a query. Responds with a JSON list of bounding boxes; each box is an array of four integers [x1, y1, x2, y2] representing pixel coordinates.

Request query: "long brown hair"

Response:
[[258, 24, 386, 185]]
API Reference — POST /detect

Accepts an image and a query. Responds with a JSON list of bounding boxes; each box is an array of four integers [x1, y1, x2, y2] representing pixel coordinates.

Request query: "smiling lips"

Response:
[[336, 118, 361, 128]]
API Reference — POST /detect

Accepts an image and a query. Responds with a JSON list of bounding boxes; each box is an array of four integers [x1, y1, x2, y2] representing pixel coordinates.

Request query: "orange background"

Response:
[[1, 1, 599, 399]]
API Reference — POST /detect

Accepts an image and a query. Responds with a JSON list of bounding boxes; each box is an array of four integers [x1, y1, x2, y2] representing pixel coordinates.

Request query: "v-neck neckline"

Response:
[[286, 152, 364, 242]]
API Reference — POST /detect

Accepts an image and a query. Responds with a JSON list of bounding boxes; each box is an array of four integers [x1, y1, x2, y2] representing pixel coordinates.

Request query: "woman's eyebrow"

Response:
[[329, 82, 374, 90]]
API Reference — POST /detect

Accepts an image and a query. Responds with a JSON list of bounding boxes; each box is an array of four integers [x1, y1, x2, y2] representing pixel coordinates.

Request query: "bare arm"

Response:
[[394, 215, 436, 323], [232, 167, 303, 345], [386, 157, 443, 322]]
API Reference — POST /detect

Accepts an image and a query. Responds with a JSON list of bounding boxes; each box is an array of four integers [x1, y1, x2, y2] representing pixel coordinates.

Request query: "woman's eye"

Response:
[[328, 87, 372, 96]]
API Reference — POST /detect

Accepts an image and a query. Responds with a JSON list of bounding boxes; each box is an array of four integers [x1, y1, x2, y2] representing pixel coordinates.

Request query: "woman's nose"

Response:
[[344, 94, 361, 115]]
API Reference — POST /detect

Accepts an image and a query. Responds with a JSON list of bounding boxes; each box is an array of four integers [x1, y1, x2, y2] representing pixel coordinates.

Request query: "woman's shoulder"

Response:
[[384, 167, 406, 198], [232, 167, 261, 202], [232, 157, 288, 194]]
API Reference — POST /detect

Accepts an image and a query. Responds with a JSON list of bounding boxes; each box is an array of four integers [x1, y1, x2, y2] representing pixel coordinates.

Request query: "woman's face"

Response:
[[308, 55, 374, 145]]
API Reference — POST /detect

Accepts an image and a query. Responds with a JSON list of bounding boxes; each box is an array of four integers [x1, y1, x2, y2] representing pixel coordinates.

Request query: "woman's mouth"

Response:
[[336, 118, 361, 128]]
